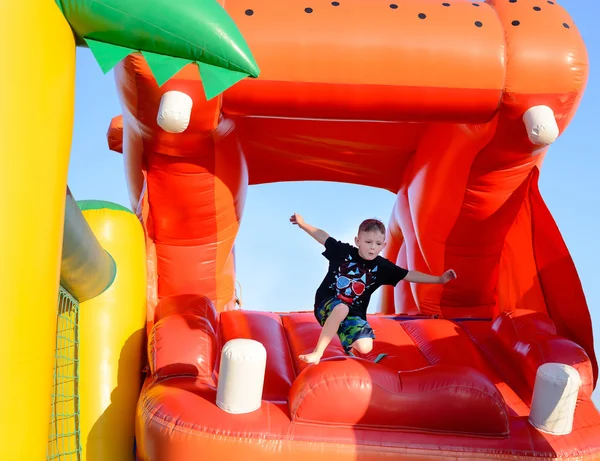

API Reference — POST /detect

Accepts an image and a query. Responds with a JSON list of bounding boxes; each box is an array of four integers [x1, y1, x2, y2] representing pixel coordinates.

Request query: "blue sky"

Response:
[[67, 0, 599, 407]]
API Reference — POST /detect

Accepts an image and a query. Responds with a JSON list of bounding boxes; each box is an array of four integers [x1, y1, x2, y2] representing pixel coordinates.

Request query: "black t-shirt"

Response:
[[314, 237, 409, 319]]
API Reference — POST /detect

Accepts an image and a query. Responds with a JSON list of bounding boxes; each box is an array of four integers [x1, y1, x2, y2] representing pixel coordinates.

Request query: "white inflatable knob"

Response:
[[523, 105, 559, 146], [157, 91, 193, 133], [216, 339, 267, 414], [529, 362, 582, 435]]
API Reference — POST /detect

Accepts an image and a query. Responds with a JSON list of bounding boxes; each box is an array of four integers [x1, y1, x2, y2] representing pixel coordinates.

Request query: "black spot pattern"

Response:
[[242, 0, 570, 33]]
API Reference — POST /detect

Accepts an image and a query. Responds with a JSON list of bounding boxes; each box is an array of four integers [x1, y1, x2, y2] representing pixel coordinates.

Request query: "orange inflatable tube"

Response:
[[106, 1, 598, 459]]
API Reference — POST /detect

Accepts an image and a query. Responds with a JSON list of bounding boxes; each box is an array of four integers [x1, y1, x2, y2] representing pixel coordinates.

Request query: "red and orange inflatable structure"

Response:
[[107, 1, 599, 459], [1, 1, 599, 460]]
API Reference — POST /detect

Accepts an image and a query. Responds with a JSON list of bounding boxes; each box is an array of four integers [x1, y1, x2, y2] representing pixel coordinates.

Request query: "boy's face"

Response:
[[355, 230, 386, 260]]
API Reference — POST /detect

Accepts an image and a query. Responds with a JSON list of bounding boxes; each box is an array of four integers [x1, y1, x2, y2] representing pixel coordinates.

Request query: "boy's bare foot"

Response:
[[299, 351, 322, 364]]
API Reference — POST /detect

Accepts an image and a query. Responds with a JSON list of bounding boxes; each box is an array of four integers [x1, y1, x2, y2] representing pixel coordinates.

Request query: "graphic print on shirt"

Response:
[[332, 255, 377, 305]]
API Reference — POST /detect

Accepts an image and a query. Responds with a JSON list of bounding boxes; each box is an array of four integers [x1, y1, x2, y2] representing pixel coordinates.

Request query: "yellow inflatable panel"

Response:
[[0, 2, 75, 460], [77, 202, 147, 461]]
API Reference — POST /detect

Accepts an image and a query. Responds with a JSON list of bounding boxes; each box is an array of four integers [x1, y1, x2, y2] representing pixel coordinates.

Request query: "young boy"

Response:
[[290, 213, 457, 365]]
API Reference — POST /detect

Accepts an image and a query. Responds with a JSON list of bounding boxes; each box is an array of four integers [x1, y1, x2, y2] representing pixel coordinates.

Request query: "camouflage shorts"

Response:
[[315, 297, 375, 352]]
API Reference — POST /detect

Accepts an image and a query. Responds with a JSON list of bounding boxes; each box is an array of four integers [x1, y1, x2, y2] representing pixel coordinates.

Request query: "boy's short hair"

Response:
[[358, 218, 386, 235]]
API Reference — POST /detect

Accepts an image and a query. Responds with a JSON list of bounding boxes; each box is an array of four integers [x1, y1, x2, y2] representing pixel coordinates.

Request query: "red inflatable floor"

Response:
[[135, 295, 600, 460]]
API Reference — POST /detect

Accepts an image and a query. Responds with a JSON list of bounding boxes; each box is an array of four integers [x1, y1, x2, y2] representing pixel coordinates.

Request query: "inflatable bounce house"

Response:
[[2, 0, 599, 460]]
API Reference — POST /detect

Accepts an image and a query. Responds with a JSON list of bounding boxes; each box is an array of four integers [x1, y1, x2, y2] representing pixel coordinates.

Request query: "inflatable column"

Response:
[[77, 201, 147, 461], [0, 2, 75, 459], [114, 55, 249, 313]]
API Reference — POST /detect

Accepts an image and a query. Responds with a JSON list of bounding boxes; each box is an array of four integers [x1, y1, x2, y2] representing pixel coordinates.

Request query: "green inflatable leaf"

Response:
[[198, 62, 250, 100], [85, 38, 135, 74], [58, 0, 260, 80], [142, 51, 193, 87]]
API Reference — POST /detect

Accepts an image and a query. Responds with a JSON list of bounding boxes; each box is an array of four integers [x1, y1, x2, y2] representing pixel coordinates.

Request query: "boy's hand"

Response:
[[290, 213, 305, 227], [289, 213, 329, 244], [440, 269, 457, 284]]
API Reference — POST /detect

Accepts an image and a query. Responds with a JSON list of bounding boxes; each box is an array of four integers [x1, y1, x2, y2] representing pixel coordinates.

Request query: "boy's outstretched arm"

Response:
[[290, 213, 330, 245], [404, 269, 457, 284]]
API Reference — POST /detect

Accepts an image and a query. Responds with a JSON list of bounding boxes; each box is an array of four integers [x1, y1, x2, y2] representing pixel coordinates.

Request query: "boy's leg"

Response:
[[352, 337, 387, 363], [338, 316, 375, 356], [300, 301, 349, 364], [352, 337, 373, 354]]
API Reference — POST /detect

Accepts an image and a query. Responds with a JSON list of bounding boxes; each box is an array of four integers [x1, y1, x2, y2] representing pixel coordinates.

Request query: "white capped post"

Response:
[[523, 105, 560, 146], [156, 90, 193, 133], [216, 339, 267, 414], [529, 362, 582, 435]]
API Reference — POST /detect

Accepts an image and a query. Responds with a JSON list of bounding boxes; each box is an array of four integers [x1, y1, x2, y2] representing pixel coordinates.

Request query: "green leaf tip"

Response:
[[198, 62, 250, 101], [85, 38, 136, 74], [142, 51, 193, 87], [62, 0, 260, 80]]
